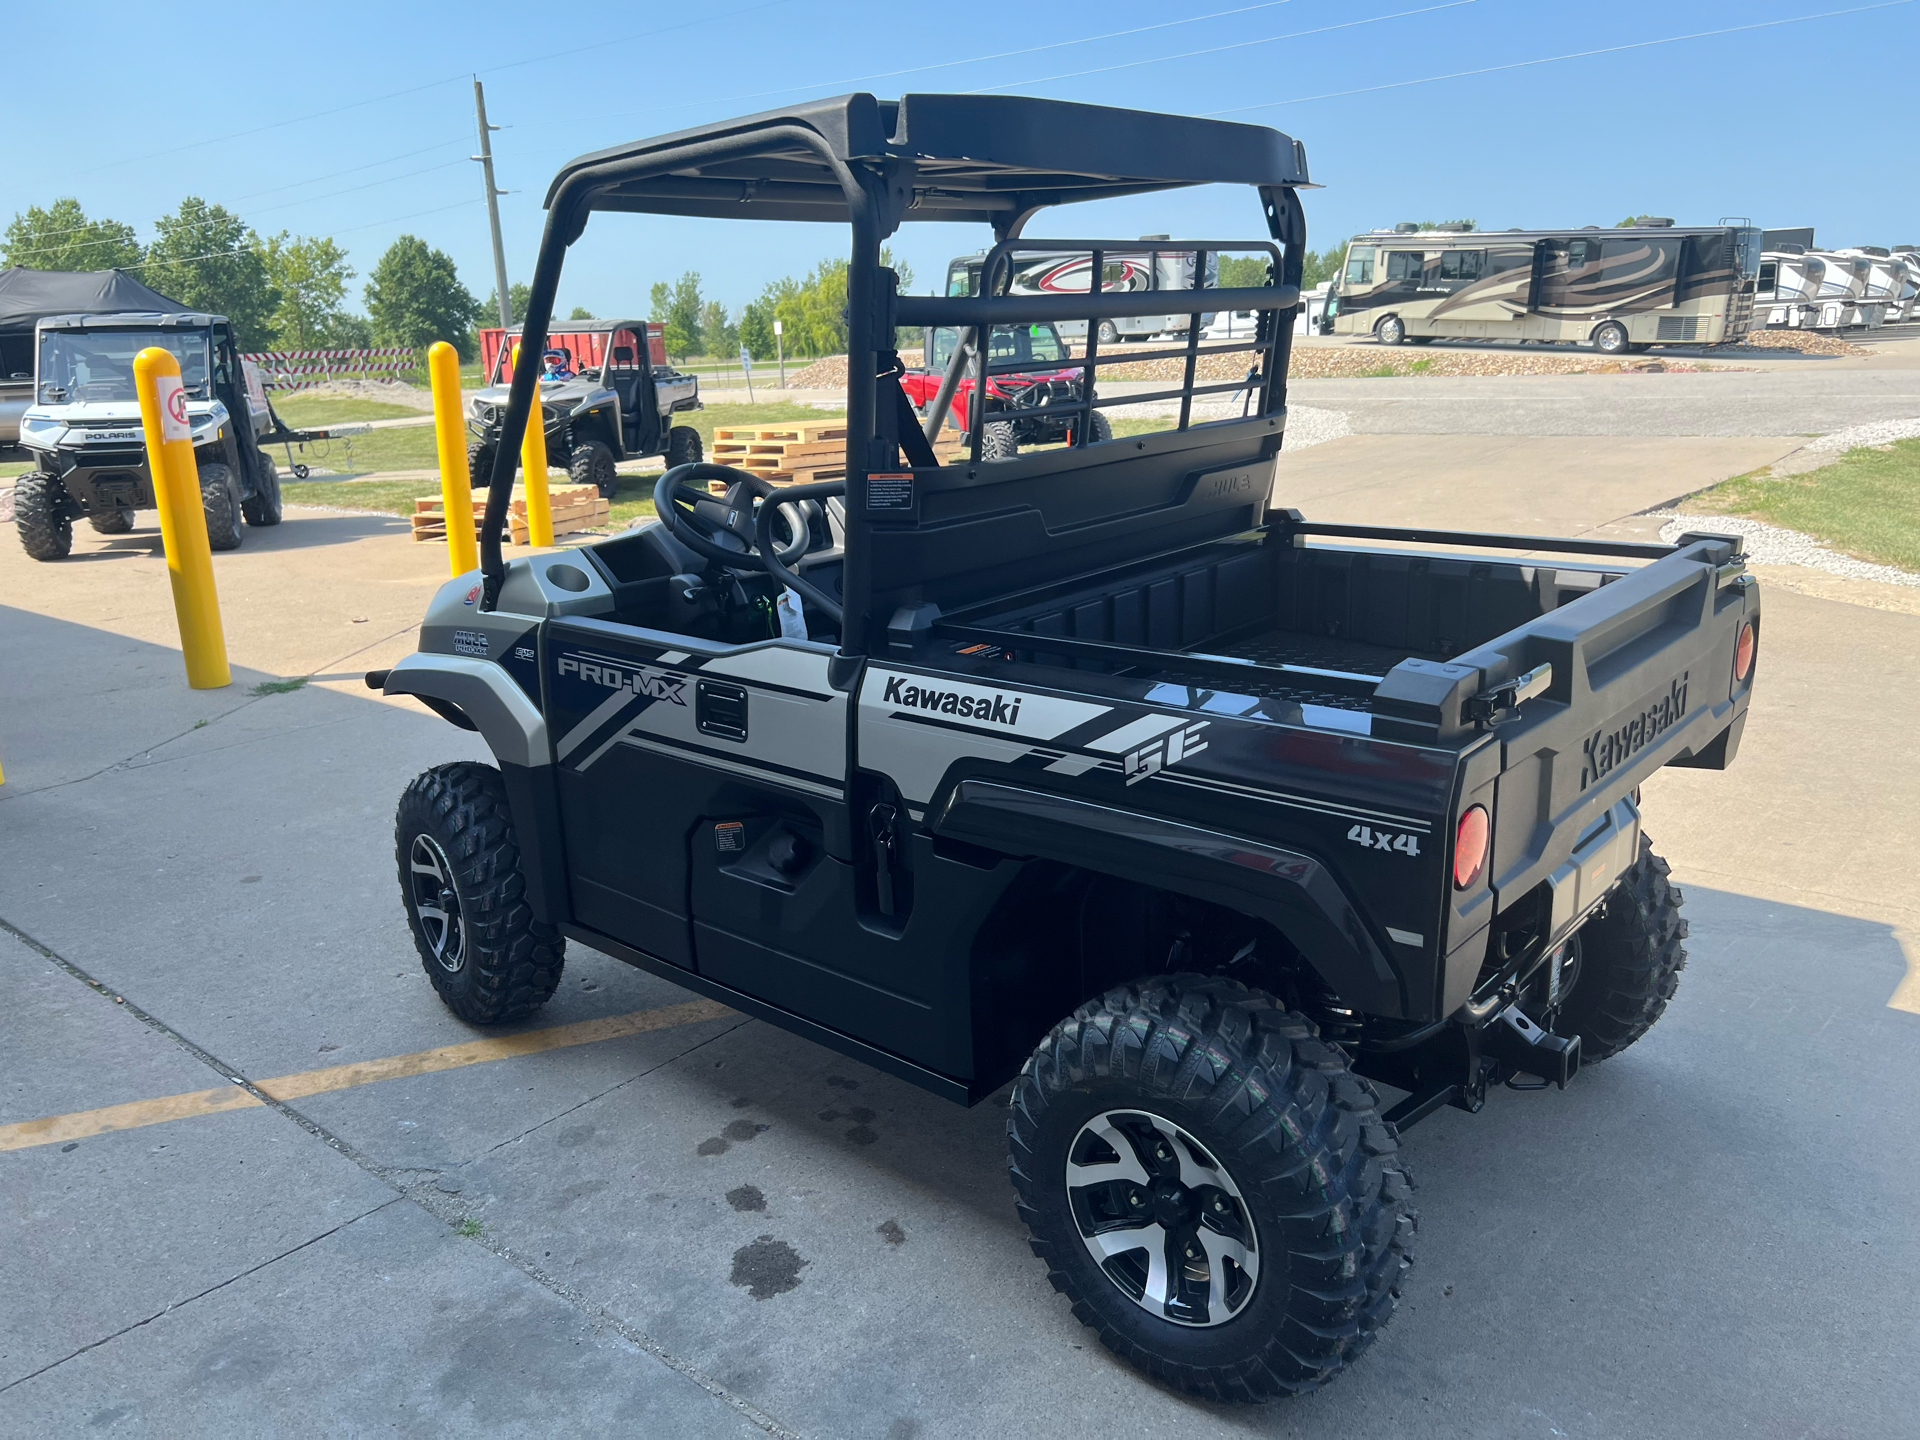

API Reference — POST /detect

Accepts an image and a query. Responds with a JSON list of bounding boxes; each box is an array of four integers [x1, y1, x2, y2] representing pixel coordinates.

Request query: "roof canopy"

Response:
[[0, 268, 189, 331], [547, 93, 1310, 227]]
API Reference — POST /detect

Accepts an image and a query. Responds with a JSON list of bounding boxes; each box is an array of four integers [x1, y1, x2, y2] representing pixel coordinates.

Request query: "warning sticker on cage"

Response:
[[866, 472, 914, 511], [714, 821, 745, 853], [155, 375, 191, 442]]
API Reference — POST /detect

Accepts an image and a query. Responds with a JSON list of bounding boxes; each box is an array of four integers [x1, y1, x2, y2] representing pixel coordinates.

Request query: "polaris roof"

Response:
[[0, 268, 188, 331], [546, 93, 1311, 226]]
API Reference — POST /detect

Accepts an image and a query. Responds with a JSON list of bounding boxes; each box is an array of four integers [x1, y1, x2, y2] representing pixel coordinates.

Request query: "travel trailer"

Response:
[[944, 240, 1216, 344], [1754, 246, 1825, 329]]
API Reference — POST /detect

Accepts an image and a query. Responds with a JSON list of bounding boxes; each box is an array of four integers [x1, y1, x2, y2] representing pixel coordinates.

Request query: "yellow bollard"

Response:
[[427, 342, 478, 575], [134, 347, 230, 689], [519, 375, 555, 548]]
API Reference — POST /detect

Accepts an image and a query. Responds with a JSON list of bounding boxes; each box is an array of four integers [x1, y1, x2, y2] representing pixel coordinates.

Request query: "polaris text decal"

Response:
[[1580, 672, 1688, 789], [557, 654, 687, 705]]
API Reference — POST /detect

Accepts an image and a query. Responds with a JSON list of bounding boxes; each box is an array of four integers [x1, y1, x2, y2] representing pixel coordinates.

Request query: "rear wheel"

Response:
[[1086, 409, 1114, 444], [981, 421, 1018, 461], [1590, 322, 1630, 355], [14, 474, 73, 560], [395, 762, 565, 1025], [1376, 315, 1407, 346], [88, 506, 134, 535], [1010, 975, 1414, 1401], [1096, 320, 1121, 346], [666, 425, 703, 469], [1558, 836, 1688, 1059], [242, 454, 282, 527], [199, 462, 242, 551], [569, 438, 618, 498]]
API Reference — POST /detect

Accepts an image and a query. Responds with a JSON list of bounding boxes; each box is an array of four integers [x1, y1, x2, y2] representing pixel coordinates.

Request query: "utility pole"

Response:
[[472, 77, 512, 329]]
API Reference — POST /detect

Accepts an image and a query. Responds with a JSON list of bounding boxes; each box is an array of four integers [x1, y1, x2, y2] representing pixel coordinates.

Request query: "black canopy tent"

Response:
[[485, 93, 1313, 650], [0, 267, 189, 330]]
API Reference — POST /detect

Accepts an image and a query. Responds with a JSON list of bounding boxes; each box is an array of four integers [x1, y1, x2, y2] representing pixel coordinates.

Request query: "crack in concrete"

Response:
[[0, 915, 804, 1438], [0, 1197, 404, 1394], [477, 1018, 754, 1159]]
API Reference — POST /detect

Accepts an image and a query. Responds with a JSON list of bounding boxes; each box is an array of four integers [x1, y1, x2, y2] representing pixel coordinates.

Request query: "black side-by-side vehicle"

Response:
[[368, 93, 1759, 1402]]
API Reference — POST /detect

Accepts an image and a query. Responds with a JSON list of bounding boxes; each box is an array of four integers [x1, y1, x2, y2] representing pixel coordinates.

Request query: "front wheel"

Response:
[[981, 421, 1018, 461], [14, 473, 73, 560], [88, 506, 134, 535], [1009, 975, 1414, 1401], [1590, 321, 1630, 355], [198, 462, 242, 551], [395, 762, 565, 1025], [1095, 320, 1121, 346], [1376, 315, 1407, 346], [1557, 837, 1688, 1060], [666, 425, 703, 469]]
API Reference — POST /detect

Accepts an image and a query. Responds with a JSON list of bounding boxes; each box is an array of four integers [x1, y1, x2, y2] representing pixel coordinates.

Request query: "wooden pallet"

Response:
[[411, 483, 608, 543], [706, 423, 963, 491]]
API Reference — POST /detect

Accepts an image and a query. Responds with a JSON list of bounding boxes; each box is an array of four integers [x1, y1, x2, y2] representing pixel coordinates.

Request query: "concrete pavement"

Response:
[[3, 357, 1917, 1435]]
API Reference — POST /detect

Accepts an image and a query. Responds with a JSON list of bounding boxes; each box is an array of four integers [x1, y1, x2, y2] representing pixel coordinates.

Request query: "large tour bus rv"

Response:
[[944, 239, 1216, 345], [1328, 220, 1762, 353]]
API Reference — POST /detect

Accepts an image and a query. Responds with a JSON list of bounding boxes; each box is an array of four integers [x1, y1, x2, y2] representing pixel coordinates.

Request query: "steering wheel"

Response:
[[652, 462, 846, 625]]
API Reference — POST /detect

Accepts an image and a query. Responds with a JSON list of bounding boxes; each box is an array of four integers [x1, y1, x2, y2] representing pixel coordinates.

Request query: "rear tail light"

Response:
[[1733, 620, 1756, 682], [1453, 805, 1490, 890]]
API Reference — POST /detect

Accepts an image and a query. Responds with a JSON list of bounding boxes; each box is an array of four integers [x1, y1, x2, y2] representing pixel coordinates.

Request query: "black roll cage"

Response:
[[476, 94, 1313, 655]]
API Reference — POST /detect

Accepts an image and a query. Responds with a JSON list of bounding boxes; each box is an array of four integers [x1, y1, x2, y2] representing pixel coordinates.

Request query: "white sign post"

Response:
[[773, 318, 785, 389], [739, 344, 755, 402]]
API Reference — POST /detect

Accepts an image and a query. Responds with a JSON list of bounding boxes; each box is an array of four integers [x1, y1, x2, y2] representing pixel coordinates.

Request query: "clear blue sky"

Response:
[[4, 0, 1913, 321]]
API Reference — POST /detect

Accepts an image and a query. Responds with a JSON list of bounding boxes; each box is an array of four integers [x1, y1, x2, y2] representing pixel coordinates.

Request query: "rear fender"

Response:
[[932, 779, 1408, 1017]]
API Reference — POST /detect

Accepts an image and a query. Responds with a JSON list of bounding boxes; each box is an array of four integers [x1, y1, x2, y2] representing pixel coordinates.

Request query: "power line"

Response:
[[965, 1, 1474, 94], [232, 135, 470, 202], [1207, 0, 1916, 113]]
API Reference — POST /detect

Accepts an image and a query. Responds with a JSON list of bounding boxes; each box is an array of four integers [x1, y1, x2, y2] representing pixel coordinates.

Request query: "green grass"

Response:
[[1688, 438, 1920, 571], [250, 676, 310, 697], [454, 1217, 483, 1238], [278, 423, 443, 476], [270, 395, 424, 427]]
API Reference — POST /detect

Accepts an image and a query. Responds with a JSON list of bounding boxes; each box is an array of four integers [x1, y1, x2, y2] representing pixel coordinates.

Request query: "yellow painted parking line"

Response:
[[0, 998, 734, 1154]]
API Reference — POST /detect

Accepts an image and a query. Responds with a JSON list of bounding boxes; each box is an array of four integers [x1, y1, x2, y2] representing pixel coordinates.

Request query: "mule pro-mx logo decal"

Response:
[[557, 654, 686, 704]]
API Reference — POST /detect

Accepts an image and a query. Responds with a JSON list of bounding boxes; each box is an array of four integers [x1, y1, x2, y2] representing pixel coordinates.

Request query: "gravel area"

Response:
[[272, 378, 434, 409], [1101, 397, 1350, 449], [1657, 512, 1920, 587], [1803, 417, 1920, 452]]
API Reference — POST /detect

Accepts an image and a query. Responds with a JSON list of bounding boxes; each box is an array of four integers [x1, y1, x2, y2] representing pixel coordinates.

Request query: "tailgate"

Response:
[[1461, 532, 1759, 912]]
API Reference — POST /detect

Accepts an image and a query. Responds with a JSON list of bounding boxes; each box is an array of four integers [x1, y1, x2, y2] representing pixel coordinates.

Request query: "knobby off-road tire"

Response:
[[394, 762, 564, 1025], [467, 439, 504, 491], [15, 473, 74, 559], [1558, 836, 1688, 1060], [242, 454, 282, 527], [666, 425, 703, 469], [1087, 410, 1114, 444], [569, 439, 618, 498], [199, 462, 242, 551], [88, 506, 133, 535], [1009, 974, 1414, 1402], [981, 422, 1018, 461]]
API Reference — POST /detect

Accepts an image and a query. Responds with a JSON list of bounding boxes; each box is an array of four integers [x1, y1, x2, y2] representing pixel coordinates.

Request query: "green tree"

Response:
[[1215, 247, 1342, 292], [650, 271, 704, 358], [485, 281, 533, 324], [2, 198, 143, 272], [145, 199, 278, 347], [1616, 214, 1667, 227], [567, 305, 593, 320], [700, 299, 737, 356], [320, 312, 374, 348], [365, 234, 483, 356], [738, 296, 776, 360], [261, 233, 353, 348], [1401, 219, 1475, 232]]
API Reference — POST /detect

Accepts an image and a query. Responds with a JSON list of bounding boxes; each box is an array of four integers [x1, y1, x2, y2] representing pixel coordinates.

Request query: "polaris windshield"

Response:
[[37, 329, 210, 404]]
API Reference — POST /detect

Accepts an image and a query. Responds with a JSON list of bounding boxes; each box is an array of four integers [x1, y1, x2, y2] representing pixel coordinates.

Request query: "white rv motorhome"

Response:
[[1809, 251, 1877, 329], [1755, 247, 1825, 329], [1893, 248, 1920, 321], [944, 239, 1217, 344], [1837, 248, 1911, 324]]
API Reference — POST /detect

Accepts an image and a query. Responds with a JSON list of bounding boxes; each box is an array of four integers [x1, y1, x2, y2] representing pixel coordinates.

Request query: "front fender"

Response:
[[383, 654, 548, 768]]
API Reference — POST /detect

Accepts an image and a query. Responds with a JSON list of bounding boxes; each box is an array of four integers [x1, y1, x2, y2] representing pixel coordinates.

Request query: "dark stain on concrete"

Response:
[[723, 1118, 770, 1143], [877, 1219, 906, 1246], [696, 1136, 730, 1156], [731, 1095, 753, 1108], [88, 1406, 136, 1428], [825, 1074, 860, 1090], [886, 1419, 921, 1440], [816, 1106, 876, 1125], [730, 1235, 807, 1299], [846, 1124, 879, 1146], [555, 1125, 596, 1148], [726, 1184, 766, 1213]]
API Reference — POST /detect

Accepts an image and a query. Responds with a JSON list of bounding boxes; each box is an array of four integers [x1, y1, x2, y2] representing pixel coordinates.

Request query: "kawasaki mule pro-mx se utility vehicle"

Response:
[[371, 94, 1760, 1402], [465, 319, 703, 499], [15, 311, 294, 560]]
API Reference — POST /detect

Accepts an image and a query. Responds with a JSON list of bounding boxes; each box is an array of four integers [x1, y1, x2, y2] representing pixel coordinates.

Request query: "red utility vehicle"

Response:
[[900, 320, 1110, 457]]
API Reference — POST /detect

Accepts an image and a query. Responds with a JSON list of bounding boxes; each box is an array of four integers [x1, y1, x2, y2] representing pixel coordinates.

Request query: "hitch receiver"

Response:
[[1488, 1006, 1581, 1089]]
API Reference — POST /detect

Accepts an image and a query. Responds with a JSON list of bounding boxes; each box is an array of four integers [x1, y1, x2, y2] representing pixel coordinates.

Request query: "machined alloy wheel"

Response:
[[1377, 315, 1406, 345], [407, 832, 467, 973], [1096, 320, 1121, 346], [1066, 1109, 1260, 1327]]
